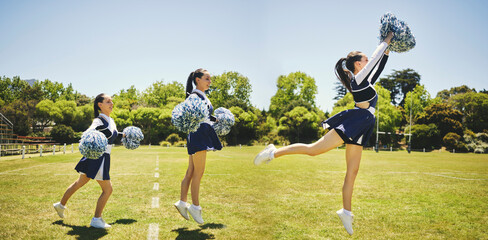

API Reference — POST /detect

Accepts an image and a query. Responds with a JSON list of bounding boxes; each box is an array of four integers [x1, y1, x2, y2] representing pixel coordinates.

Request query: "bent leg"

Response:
[[274, 129, 344, 158], [342, 144, 363, 211], [190, 150, 206, 206], [95, 180, 113, 218], [60, 174, 91, 206], [180, 155, 195, 202]]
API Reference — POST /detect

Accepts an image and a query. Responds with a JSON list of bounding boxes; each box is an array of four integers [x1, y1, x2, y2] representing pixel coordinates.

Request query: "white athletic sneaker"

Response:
[[90, 217, 111, 229], [337, 209, 354, 235], [174, 200, 190, 220], [253, 144, 276, 165], [53, 202, 65, 218], [187, 205, 204, 224]]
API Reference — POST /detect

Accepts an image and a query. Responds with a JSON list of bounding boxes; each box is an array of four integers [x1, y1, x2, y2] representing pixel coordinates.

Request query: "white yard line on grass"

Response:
[[154, 172, 159, 178], [423, 172, 488, 181], [153, 183, 159, 191], [147, 223, 159, 240], [152, 197, 160, 208]]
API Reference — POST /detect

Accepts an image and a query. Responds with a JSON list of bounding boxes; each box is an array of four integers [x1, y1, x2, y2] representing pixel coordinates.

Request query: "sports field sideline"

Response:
[[0, 146, 486, 239]]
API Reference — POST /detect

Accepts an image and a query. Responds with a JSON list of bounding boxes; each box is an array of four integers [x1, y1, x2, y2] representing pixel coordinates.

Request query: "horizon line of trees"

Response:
[[1, 70, 487, 153]]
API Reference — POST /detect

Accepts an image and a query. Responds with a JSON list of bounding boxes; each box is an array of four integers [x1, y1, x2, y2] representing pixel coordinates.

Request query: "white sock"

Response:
[[343, 209, 352, 216], [191, 204, 202, 210], [59, 203, 66, 209], [177, 200, 187, 206], [93, 217, 101, 220]]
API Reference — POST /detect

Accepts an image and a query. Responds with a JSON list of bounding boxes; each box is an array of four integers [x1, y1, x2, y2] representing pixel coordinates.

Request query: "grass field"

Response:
[[0, 146, 487, 239]]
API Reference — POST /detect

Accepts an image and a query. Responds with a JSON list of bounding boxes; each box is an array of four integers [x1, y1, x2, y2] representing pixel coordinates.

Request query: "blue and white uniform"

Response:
[[323, 42, 389, 146], [75, 113, 118, 180], [187, 89, 222, 155]]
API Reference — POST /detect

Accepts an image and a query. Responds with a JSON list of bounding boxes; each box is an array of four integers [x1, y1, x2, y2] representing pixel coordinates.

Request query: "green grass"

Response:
[[0, 146, 487, 239]]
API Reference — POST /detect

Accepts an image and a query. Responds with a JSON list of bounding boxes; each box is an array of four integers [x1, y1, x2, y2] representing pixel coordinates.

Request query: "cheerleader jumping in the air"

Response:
[[254, 32, 395, 235], [53, 93, 118, 229], [174, 68, 222, 224]]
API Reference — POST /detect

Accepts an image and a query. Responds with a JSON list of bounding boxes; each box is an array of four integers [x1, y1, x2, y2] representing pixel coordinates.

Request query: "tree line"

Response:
[[1, 71, 487, 152]]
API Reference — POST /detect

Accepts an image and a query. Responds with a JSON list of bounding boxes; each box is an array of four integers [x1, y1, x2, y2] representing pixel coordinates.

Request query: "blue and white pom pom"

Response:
[[171, 94, 209, 133], [212, 107, 235, 136], [379, 12, 416, 53], [79, 130, 108, 159], [122, 126, 144, 150]]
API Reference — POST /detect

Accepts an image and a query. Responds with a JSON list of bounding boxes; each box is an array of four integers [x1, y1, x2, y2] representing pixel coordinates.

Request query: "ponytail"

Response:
[[185, 68, 207, 99], [334, 51, 363, 93], [93, 93, 106, 118]]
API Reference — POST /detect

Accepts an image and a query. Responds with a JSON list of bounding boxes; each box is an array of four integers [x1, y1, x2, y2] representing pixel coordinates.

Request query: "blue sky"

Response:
[[1, 0, 487, 112]]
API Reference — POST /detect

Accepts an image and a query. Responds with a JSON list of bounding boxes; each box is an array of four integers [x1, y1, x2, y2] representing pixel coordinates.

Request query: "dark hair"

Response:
[[94, 93, 106, 118], [185, 68, 207, 99], [334, 51, 363, 93]]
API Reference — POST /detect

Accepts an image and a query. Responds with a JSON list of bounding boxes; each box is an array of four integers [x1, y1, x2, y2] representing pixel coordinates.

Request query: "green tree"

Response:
[[113, 85, 140, 110], [207, 71, 252, 110], [1, 99, 37, 136], [0, 76, 32, 103], [416, 103, 463, 138], [378, 69, 421, 107], [143, 81, 185, 107], [409, 124, 441, 150], [225, 106, 258, 145], [373, 84, 403, 146], [50, 124, 76, 143], [72, 104, 93, 132], [111, 108, 133, 132], [449, 92, 488, 133], [131, 107, 162, 144], [54, 100, 77, 126], [404, 84, 434, 121], [277, 106, 321, 143], [269, 72, 317, 117], [34, 100, 62, 132], [436, 85, 476, 102], [34, 79, 66, 102]]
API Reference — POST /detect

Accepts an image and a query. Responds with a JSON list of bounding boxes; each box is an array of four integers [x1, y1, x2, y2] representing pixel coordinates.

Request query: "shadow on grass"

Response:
[[171, 223, 226, 240], [52, 218, 137, 240]]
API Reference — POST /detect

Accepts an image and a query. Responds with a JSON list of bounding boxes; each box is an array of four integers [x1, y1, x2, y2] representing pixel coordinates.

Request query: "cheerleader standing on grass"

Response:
[[174, 68, 222, 224], [53, 93, 118, 229], [254, 32, 394, 235]]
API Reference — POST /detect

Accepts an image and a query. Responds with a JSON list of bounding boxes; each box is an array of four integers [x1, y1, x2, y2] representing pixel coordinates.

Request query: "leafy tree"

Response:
[[34, 79, 66, 102], [0, 76, 32, 103], [113, 85, 141, 110], [378, 69, 421, 106], [111, 108, 132, 132], [443, 132, 467, 152], [404, 84, 434, 121], [277, 106, 321, 143], [1, 99, 37, 136], [373, 84, 403, 146], [334, 79, 348, 100], [166, 133, 182, 145], [269, 72, 317, 117], [143, 81, 185, 107], [54, 100, 77, 126], [207, 71, 252, 110], [72, 104, 93, 132], [449, 92, 488, 133], [34, 100, 61, 132], [225, 106, 258, 145], [131, 107, 162, 144], [436, 85, 476, 102], [50, 124, 76, 143], [410, 124, 441, 150], [416, 103, 463, 138]]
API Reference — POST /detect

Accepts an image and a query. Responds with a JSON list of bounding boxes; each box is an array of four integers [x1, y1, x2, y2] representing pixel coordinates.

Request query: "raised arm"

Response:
[[355, 32, 393, 84]]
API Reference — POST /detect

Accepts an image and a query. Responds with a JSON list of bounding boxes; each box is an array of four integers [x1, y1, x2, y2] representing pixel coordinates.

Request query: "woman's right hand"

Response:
[[385, 32, 394, 44]]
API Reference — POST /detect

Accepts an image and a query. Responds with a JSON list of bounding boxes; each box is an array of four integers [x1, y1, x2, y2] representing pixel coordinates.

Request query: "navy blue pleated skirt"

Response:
[[322, 108, 375, 146], [74, 153, 111, 180], [187, 123, 222, 155]]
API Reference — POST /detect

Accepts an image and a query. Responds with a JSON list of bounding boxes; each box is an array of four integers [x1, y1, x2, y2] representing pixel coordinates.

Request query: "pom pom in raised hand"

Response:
[[212, 107, 235, 136], [171, 94, 209, 133], [122, 126, 144, 150], [79, 130, 108, 159], [379, 12, 416, 53]]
